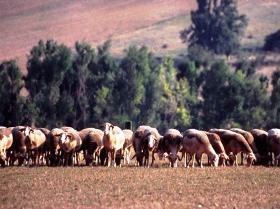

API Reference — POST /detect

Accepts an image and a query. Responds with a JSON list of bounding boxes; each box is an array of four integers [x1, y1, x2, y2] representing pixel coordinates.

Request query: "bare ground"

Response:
[[1, 165, 280, 209]]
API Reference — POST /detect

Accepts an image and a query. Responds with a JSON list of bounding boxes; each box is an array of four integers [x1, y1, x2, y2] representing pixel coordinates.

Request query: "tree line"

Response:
[[0, 38, 279, 132]]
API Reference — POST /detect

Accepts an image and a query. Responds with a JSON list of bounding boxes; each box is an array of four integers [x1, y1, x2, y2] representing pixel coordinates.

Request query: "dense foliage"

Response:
[[0, 37, 278, 131], [181, 0, 248, 57], [263, 29, 280, 52]]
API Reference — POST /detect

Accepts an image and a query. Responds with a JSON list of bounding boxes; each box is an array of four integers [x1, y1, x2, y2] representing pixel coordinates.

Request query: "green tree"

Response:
[[202, 60, 269, 129], [71, 41, 96, 129], [269, 67, 280, 127], [25, 40, 73, 128], [157, 57, 192, 131], [177, 61, 202, 128], [181, 0, 248, 57], [113, 46, 154, 127], [0, 60, 26, 126], [263, 29, 280, 52], [87, 40, 119, 126]]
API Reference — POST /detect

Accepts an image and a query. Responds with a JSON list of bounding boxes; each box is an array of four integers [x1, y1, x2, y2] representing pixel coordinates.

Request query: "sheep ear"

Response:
[[99, 124, 105, 129]]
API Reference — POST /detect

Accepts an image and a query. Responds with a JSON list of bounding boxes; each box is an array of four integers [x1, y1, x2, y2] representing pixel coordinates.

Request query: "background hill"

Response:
[[0, 0, 280, 73]]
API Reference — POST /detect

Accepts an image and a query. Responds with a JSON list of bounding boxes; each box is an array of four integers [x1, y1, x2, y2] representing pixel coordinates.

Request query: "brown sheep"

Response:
[[25, 128, 46, 167], [11, 126, 30, 166], [161, 129, 183, 167], [46, 128, 64, 166], [209, 129, 256, 167], [230, 128, 261, 165], [203, 131, 228, 166], [102, 123, 125, 167], [182, 129, 219, 168], [131, 125, 162, 167], [0, 127, 13, 167], [59, 127, 82, 166], [250, 129, 269, 166], [79, 128, 103, 166], [267, 128, 280, 166], [131, 125, 151, 166]]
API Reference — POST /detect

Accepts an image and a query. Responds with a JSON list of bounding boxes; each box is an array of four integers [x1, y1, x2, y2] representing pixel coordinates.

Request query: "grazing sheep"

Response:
[[11, 126, 30, 166], [131, 125, 150, 166], [79, 128, 103, 166], [209, 129, 256, 167], [59, 127, 82, 166], [131, 125, 162, 167], [267, 128, 280, 166], [182, 129, 219, 168], [122, 129, 133, 165], [46, 128, 64, 166], [250, 129, 269, 166], [0, 127, 13, 167], [230, 128, 261, 165], [203, 131, 228, 166], [25, 128, 46, 167], [102, 123, 125, 167], [161, 129, 183, 167]]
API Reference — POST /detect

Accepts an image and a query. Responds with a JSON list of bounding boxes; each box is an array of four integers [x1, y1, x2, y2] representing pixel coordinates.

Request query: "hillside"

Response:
[[0, 0, 280, 73]]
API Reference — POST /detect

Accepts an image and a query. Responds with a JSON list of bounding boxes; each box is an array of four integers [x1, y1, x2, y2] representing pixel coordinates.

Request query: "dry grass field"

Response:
[[1, 163, 280, 209]]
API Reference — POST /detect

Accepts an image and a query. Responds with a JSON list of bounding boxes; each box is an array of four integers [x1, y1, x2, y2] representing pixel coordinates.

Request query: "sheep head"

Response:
[[246, 152, 256, 167]]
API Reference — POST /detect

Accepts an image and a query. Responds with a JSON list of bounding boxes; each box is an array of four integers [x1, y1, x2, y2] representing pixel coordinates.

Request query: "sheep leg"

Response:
[[187, 154, 194, 168], [234, 155, 238, 166]]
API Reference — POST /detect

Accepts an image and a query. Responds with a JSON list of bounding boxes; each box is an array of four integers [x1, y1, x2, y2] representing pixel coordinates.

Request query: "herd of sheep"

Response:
[[0, 123, 279, 168]]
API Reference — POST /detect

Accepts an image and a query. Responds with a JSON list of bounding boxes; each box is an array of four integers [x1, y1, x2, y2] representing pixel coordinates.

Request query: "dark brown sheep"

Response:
[[161, 129, 182, 167], [11, 126, 30, 166], [250, 129, 269, 166], [46, 128, 64, 166], [209, 129, 256, 167], [79, 128, 103, 166]]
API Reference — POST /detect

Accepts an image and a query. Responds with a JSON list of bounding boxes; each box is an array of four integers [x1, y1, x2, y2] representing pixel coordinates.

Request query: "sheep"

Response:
[[102, 122, 125, 167], [250, 129, 269, 166], [79, 128, 103, 166], [10, 126, 30, 166], [267, 128, 280, 166], [0, 127, 13, 167], [59, 127, 82, 166], [203, 131, 229, 166], [209, 129, 256, 167], [161, 129, 183, 167], [230, 128, 261, 165], [131, 125, 151, 166], [25, 128, 46, 167], [46, 128, 64, 166], [182, 129, 219, 168], [122, 129, 133, 165], [131, 125, 162, 167]]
